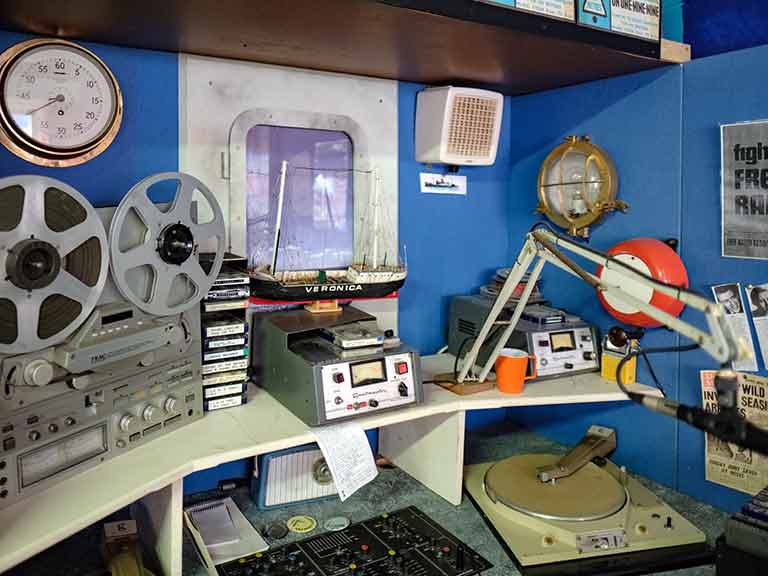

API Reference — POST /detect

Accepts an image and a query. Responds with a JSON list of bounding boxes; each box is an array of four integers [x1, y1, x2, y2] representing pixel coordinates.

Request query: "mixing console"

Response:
[[217, 506, 492, 576]]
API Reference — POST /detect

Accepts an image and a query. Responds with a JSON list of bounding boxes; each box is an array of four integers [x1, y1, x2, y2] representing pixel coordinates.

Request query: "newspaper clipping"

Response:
[[722, 121, 768, 259], [747, 283, 768, 368], [711, 283, 758, 372], [701, 370, 768, 494]]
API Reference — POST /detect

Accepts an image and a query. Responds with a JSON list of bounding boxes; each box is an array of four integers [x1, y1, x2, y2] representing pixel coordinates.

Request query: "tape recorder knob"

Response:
[[119, 414, 135, 432], [163, 396, 178, 414], [24, 360, 54, 387], [142, 405, 157, 422]]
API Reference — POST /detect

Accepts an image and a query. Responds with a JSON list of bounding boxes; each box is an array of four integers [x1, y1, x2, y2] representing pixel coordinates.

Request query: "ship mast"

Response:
[[270, 160, 288, 273], [372, 168, 380, 270]]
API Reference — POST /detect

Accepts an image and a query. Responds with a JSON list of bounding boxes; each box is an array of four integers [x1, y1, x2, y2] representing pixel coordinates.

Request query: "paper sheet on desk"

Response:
[[313, 421, 378, 501]]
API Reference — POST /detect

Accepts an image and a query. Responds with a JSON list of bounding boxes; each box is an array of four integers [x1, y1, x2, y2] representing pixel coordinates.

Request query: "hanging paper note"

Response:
[[712, 283, 758, 372]]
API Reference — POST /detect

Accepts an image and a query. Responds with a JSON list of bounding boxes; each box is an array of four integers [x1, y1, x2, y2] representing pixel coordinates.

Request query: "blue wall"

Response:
[[676, 44, 768, 510], [503, 66, 685, 487], [685, 1, 768, 58], [499, 46, 768, 512], [398, 82, 513, 429]]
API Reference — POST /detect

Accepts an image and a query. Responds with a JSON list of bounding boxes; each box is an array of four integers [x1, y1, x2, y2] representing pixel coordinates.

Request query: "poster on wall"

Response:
[[721, 121, 768, 259], [747, 283, 768, 368], [578, 0, 661, 42], [475, 0, 575, 22], [711, 283, 758, 372], [701, 370, 768, 495]]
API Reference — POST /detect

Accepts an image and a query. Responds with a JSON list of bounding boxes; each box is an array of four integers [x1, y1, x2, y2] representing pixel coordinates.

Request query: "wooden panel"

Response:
[[0, 0, 668, 94]]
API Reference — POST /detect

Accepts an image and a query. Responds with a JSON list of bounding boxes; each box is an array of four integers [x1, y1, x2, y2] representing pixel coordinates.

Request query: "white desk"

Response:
[[0, 354, 659, 574]]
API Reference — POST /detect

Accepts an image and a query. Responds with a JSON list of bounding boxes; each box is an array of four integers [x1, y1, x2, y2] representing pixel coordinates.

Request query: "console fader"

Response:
[[217, 506, 492, 576]]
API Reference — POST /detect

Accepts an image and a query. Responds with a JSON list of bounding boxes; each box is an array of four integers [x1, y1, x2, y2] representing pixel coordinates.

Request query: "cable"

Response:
[[638, 347, 666, 397], [615, 342, 699, 398]]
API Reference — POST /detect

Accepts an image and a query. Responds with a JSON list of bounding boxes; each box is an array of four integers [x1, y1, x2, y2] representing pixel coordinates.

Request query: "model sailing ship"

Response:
[[250, 161, 406, 301]]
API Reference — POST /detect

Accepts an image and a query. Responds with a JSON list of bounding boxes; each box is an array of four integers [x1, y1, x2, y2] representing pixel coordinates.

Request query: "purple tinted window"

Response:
[[246, 125, 354, 271]]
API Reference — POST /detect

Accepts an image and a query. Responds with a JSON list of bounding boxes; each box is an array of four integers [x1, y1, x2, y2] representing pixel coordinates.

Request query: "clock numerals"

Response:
[[0, 39, 122, 165]]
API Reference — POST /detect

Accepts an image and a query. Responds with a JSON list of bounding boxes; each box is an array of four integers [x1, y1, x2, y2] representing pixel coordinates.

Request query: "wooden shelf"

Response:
[[0, 353, 658, 573], [0, 0, 673, 94]]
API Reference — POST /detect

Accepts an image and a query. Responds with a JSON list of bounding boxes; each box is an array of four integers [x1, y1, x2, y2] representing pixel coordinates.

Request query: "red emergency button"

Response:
[[333, 372, 345, 383], [395, 362, 409, 375]]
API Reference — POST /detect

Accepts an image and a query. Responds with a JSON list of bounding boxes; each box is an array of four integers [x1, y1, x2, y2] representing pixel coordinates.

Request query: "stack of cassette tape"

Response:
[[200, 253, 250, 411], [0, 172, 226, 510]]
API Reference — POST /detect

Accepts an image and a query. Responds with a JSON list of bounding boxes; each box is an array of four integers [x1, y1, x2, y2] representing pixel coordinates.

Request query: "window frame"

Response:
[[229, 109, 372, 266]]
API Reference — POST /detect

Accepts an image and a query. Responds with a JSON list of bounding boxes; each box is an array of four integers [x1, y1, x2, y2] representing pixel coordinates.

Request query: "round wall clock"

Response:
[[0, 38, 123, 167]]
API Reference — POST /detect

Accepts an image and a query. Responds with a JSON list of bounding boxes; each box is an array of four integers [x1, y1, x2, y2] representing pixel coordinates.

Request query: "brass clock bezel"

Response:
[[0, 38, 123, 168], [536, 135, 624, 237]]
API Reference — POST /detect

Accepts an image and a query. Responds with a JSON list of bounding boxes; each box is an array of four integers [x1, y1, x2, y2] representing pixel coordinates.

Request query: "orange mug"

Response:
[[495, 348, 537, 394]]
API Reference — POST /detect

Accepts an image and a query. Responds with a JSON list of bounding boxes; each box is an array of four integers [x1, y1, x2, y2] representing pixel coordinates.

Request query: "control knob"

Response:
[[142, 404, 157, 422], [398, 382, 408, 397], [119, 414, 135, 432], [583, 351, 595, 361], [163, 396, 178, 414]]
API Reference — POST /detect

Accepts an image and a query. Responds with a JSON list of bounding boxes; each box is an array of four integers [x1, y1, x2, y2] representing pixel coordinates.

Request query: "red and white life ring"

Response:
[[596, 238, 689, 328]]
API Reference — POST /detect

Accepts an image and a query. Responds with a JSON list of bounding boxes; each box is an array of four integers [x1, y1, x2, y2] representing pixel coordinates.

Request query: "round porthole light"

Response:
[[536, 136, 627, 237]]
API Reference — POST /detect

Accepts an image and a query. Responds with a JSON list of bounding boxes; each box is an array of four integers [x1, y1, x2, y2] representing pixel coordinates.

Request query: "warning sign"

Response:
[[583, 0, 607, 17], [578, 0, 660, 42], [476, 0, 575, 22]]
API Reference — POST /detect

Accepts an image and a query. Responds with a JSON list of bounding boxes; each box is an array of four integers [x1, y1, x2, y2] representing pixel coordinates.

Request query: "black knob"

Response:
[[564, 363, 574, 369], [398, 382, 408, 397], [583, 351, 594, 361]]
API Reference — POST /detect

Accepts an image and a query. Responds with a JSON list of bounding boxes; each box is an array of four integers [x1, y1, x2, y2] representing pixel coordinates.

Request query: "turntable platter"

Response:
[[484, 454, 627, 522]]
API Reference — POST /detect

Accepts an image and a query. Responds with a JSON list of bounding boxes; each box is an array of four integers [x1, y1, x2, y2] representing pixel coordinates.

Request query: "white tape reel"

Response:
[[0, 175, 109, 354], [108, 172, 226, 316]]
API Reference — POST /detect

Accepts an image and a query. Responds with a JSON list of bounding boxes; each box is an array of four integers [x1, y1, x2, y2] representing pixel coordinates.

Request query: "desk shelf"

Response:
[[0, 354, 659, 574], [0, 0, 685, 95]]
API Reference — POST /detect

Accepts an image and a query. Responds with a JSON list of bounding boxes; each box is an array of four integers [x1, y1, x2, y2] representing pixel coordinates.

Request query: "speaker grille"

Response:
[[447, 95, 499, 159]]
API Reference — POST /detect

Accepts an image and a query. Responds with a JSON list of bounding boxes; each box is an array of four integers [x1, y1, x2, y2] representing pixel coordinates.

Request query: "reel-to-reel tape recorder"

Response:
[[0, 171, 226, 509]]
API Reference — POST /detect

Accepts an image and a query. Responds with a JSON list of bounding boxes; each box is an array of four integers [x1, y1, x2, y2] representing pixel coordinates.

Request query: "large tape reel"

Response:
[[0, 175, 109, 354], [108, 172, 226, 316]]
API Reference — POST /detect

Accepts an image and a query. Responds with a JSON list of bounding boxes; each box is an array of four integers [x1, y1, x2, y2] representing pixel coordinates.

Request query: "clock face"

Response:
[[0, 39, 122, 165], [3, 44, 116, 150]]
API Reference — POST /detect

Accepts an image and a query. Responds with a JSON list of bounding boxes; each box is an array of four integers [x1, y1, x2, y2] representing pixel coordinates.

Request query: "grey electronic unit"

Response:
[[261, 307, 422, 426], [0, 173, 226, 510], [448, 296, 599, 379]]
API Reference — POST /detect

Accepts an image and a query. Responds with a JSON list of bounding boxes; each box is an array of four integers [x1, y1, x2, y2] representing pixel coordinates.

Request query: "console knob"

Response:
[[163, 396, 178, 414], [398, 383, 408, 397], [142, 404, 157, 422], [583, 351, 595, 361], [119, 414, 135, 432]]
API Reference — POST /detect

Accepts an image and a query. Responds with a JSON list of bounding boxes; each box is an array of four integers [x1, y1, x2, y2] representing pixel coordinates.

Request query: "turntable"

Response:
[[465, 426, 711, 575]]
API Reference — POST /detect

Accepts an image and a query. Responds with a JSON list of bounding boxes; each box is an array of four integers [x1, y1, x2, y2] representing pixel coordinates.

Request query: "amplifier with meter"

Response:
[[449, 296, 600, 379], [260, 307, 422, 426]]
